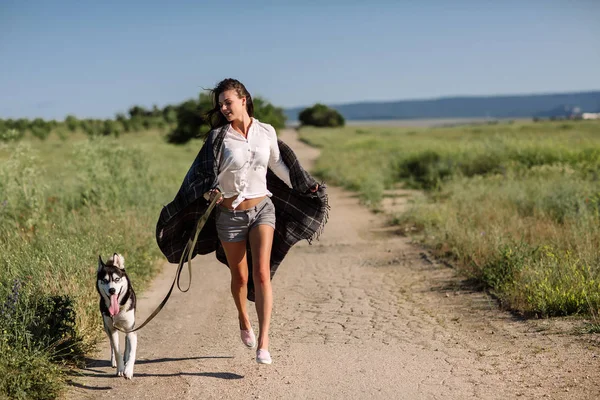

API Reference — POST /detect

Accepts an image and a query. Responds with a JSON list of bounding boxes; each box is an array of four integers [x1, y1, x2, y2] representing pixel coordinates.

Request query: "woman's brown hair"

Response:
[[205, 78, 254, 130]]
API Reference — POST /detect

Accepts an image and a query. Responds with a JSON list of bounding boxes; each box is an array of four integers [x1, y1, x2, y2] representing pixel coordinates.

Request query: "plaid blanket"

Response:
[[156, 127, 329, 301]]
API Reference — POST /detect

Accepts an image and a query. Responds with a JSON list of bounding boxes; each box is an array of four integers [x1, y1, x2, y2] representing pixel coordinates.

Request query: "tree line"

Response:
[[0, 95, 345, 144], [0, 93, 287, 144]]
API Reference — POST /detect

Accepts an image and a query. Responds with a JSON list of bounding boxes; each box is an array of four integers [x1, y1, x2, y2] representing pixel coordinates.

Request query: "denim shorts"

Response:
[[215, 197, 276, 243]]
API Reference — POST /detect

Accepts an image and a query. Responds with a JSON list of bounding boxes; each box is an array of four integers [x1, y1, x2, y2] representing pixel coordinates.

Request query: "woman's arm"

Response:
[[268, 127, 293, 188]]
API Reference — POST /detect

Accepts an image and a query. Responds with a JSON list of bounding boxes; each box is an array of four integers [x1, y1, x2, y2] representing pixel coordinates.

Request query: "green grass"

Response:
[[0, 129, 202, 399], [299, 120, 600, 317]]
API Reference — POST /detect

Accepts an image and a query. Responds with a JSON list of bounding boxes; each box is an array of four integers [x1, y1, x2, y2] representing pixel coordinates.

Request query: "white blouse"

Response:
[[217, 118, 292, 209]]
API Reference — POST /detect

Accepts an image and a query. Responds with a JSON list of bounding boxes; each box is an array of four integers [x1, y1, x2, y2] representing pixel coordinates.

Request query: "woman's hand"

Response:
[[208, 188, 223, 204]]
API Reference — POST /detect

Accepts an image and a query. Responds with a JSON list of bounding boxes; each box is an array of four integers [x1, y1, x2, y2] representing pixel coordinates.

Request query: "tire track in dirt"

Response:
[[67, 129, 600, 400]]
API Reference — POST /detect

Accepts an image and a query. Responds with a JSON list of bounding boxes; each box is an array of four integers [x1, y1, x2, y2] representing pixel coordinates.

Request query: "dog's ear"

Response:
[[112, 253, 125, 270], [98, 255, 105, 272]]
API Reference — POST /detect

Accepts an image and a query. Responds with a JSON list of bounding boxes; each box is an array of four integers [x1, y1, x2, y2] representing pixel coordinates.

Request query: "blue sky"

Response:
[[1, 0, 599, 120]]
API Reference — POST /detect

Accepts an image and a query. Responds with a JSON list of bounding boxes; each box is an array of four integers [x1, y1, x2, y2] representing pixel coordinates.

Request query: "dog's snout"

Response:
[[108, 288, 116, 295]]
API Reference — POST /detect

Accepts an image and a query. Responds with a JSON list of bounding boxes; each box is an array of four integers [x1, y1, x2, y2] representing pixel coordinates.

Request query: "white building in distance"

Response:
[[582, 113, 600, 120]]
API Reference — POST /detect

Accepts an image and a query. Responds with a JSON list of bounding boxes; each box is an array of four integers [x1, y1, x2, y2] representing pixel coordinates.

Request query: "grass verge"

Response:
[[299, 120, 600, 317], [0, 130, 201, 398]]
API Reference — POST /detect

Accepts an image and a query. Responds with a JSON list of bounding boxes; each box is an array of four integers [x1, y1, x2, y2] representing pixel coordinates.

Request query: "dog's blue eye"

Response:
[[102, 279, 109, 284], [114, 277, 120, 282]]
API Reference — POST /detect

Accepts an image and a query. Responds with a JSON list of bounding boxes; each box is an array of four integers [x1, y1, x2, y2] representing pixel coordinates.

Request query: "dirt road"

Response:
[[67, 130, 600, 400]]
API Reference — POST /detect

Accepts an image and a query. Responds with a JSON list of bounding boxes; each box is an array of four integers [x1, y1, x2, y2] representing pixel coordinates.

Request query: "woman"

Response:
[[155, 78, 328, 365], [210, 78, 323, 365]]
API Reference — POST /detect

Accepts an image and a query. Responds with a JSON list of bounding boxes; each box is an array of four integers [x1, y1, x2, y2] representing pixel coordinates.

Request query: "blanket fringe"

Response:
[[307, 182, 330, 245]]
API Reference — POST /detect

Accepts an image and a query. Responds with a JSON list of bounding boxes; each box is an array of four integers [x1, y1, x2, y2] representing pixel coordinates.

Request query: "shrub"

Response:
[[0, 344, 64, 400], [397, 151, 454, 190], [80, 119, 103, 137], [166, 98, 209, 144], [167, 93, 287, 144], [162, 105, 178, 124], [31, 126, 51, 140], [30, 119, 52, 140], [0, 278, 85, 400], [101, 120, 120, 137], [298, 103, 345, 127], [253, 97, 286, 130], [459, 152, 505, 177], [64, 115, 79, 132], [0, 128, 24, 142]]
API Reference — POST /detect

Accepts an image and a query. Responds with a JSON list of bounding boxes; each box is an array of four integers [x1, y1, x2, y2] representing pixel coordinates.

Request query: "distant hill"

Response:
[[285, 91, 600, 121]]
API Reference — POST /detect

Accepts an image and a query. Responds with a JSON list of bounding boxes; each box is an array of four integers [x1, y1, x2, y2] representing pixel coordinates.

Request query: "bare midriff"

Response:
[[221, 195, 267, 211]]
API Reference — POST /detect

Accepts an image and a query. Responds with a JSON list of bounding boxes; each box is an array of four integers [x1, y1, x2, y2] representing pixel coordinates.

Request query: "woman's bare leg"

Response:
[[248, 225, 275, 350], [220, 240, 251, 330]]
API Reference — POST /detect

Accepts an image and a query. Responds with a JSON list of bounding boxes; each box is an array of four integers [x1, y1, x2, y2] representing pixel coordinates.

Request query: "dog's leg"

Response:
[[124, 336, 129, 366], [105, 319, 124, 376], [113, 330, 125, 376], [102, 316, 117, 368], [123, 311, 137, 379], [124, 331, 137, 379], [103, 317, 119, 368]]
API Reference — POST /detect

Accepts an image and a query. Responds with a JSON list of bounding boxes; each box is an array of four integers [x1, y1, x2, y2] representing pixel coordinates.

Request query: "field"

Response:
[[2, 119, 600, 398], [298, 120, 600, 318], [0, 130, 203, 399]]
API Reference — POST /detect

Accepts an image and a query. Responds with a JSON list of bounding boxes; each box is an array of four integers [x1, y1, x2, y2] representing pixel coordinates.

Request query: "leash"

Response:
[[112, 191, 222, 333]]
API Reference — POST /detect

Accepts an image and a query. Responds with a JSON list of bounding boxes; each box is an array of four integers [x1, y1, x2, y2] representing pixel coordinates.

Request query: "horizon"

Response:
[[289, 88, 600, 109], [3, 88, 600, 122], [2, 1, 599, 120]]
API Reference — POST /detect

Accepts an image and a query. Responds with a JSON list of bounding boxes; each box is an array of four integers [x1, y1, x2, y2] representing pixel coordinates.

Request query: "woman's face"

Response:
[[218, 90, 246, 121]]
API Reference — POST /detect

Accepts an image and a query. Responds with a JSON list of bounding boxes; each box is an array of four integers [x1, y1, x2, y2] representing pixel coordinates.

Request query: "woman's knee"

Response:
[[231, 270, 249, 287], [253, 265, 271, 286]]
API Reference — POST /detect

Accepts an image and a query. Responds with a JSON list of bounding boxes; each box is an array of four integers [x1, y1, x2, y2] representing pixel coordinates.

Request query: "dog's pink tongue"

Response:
[[109, 294, 119, 316]]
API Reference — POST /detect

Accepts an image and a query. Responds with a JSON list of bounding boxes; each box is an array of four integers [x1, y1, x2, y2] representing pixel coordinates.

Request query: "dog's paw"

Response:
[[111, 359, 117, 368], [116, 362, 125, 377], [123, 363, 134, 380]]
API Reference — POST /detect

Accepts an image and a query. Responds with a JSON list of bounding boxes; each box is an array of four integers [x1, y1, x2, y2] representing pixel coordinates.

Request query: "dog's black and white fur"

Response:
[[97, 253, 137, 379]]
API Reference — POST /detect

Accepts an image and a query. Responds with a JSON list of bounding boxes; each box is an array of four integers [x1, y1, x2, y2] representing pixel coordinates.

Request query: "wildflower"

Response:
[[1, 278, 22, 317]]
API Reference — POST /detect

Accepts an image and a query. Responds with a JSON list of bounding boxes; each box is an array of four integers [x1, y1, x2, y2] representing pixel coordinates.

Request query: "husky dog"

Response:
[[97, 253, 137, 379]]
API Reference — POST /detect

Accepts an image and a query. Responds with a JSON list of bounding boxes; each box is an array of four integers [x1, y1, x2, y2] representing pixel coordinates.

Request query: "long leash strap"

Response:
[[113, 192, 222, 333]]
